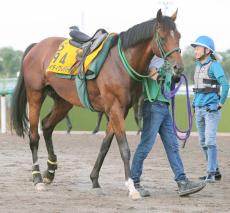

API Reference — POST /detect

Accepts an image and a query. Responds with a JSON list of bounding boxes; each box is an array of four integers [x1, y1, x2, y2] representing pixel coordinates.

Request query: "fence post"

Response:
[[1, 95, 6, 133]]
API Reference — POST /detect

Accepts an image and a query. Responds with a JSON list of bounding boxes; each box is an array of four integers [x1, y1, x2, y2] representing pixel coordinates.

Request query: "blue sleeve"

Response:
[[210, 62, 225, 79], [217, 75, 229, 105]]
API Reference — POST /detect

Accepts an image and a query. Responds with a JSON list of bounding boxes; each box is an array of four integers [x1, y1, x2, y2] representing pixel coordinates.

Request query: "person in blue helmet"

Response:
[[191, 36, 229, 182]]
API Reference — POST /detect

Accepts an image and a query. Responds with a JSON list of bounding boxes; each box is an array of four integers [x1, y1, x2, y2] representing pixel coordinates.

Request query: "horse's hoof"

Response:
[[91, 188, 105, 196], [43, 177, 52, 184], [35, 183, 46, 191], [129, 191, 142, 200], [43, 170, 55, 184], [92, 183, 101, 188], [91, 178, 101, 188]]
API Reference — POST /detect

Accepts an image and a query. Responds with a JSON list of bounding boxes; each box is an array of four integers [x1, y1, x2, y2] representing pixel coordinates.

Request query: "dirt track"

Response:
[[0, 133, 230, 213]]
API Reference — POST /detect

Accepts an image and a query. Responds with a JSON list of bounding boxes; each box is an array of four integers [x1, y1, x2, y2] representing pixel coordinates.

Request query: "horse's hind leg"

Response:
[[27, 90, 45, 190], [42, 96, 73, 184]]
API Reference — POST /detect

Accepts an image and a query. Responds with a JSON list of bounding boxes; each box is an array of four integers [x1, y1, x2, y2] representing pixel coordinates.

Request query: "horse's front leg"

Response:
[[115, 132, 141, 200], [65, 114, 72, 134], [110, 107, 141, 200], [90, 123, 114, 187], [92, 112, 104, 134]]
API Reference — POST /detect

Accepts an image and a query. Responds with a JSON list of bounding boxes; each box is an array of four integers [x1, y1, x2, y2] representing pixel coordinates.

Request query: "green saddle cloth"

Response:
[[75, 34, 116, 111]]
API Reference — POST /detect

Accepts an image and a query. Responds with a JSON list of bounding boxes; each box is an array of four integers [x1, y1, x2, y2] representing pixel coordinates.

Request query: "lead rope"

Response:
[[170, 74, 193, 148]]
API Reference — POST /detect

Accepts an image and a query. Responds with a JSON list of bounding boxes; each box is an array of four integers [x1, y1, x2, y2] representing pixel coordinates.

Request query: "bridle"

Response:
[[154, 31, 181, 59]]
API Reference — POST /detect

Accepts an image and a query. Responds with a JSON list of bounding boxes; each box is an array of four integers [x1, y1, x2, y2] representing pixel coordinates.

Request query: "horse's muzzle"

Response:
[[173, 63, 184, 75]]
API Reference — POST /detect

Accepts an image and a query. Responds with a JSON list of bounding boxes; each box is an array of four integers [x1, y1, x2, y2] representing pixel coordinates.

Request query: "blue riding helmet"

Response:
[[191, 36, 215, 52]]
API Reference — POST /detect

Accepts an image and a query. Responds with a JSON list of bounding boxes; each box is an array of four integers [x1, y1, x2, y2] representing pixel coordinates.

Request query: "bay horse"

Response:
[[11, 9, 183, 199]]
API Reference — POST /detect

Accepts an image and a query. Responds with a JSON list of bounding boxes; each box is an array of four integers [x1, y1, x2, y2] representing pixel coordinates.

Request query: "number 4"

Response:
[[59, 53, 68, 64]]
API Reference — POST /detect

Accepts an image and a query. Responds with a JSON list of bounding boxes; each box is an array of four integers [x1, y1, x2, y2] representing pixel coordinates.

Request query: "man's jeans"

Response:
[[131, 101, 186, 184], [195, 107, 221, 174]]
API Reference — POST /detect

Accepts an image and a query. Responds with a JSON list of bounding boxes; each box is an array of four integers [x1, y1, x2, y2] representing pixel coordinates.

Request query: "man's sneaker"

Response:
[[215, 168, 222, 180], [198, 175, 206, 180], [134, 184, 150, 197], [177, 178, 206, 196], [205, 174, 215, 183]]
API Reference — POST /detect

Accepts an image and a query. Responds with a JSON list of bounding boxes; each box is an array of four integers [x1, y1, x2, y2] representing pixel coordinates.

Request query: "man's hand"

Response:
[[149, 68, 165, 83], [149, 68, 159, 81]]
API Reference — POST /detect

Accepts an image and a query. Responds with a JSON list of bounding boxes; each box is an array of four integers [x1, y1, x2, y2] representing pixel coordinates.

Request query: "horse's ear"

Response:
[[171, 9, 178, 21], [156, 9, 163, 23]]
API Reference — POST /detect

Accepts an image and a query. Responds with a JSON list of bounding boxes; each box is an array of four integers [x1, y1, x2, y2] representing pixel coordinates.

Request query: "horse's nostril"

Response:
[[173, 64, 179, 70], [180, 65, 184, 72], [173, 64, 184, 73]]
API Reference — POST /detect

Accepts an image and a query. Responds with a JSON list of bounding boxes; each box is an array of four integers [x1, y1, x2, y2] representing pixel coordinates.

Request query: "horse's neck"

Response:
[[126, 41, 153, 75]]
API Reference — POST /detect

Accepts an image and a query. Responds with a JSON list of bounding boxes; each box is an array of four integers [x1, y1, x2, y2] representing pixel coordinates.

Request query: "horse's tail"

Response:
[[10, 43, 37, 137]]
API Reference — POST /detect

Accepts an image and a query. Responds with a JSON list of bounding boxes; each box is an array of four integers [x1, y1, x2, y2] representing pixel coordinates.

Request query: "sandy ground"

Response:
[[0, 133, 230, 213]]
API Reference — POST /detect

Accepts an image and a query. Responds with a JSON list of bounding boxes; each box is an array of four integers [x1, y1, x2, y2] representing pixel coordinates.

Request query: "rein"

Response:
[[117, 37, 149, 81]]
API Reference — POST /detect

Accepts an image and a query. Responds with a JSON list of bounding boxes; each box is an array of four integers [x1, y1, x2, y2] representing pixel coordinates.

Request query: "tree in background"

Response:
[[182, 46, 195, 84], [0, 47, 23, 77], [221, 50, 230, 79]]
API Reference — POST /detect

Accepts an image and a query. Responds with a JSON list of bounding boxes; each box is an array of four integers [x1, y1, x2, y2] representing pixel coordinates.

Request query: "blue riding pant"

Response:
[[195, 107, 221, 174]]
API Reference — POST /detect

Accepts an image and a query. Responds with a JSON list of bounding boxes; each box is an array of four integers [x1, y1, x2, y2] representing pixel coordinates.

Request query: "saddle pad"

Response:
[[46, 37, 109, 76]]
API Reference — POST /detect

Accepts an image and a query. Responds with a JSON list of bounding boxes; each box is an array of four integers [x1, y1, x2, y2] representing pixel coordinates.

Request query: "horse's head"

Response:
[[152, 9, 184, 75]]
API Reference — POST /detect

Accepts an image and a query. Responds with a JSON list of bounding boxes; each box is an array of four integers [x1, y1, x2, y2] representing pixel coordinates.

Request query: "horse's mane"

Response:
[[119, 16, 176, 49]]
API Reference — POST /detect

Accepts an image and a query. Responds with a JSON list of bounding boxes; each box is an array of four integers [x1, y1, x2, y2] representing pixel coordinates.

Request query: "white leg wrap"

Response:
[[125, 178, 141, 200], [125, 178, 139, 195]]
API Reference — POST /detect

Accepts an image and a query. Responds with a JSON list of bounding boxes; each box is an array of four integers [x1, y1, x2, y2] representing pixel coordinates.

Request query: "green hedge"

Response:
[[40, 96, 230, 132], [172, 96, 230, 132]]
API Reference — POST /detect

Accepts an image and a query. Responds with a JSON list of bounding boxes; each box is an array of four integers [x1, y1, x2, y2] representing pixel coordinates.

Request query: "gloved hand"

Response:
[[171, 74, 181, 83], [217, 105, 222, 110]]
